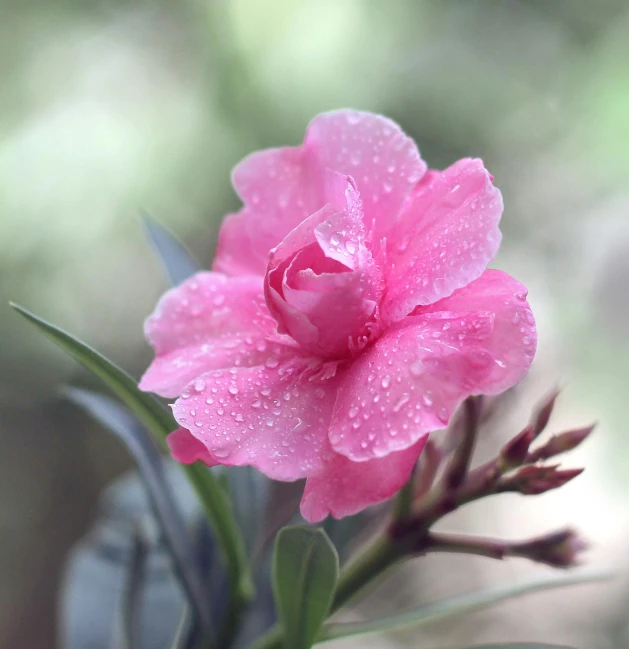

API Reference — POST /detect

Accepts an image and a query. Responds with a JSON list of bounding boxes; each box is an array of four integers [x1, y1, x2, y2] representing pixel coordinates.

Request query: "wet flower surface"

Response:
[[139, 110, 537, 522]]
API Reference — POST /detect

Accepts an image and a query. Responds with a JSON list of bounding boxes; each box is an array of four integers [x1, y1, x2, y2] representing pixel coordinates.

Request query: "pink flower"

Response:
[[139, 110, 536, 522]]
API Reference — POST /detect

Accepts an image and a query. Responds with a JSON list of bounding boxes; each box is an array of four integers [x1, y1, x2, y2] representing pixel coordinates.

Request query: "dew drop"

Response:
[[393, 393, 410, 413]]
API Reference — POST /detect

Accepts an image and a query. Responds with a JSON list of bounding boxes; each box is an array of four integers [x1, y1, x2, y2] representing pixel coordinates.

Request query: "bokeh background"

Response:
[[2, 0, 629, 647]]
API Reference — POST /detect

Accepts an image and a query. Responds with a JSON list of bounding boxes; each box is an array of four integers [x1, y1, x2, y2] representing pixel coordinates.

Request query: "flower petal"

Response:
[[300, 438, 427, 523], [214, 111, 427, 275], [171, 363, 340, 481], [214, 146, 321, 276], [139, 272, 284, 397], [383, 158, 503, 323], [305, 110, 427, 240], [265, 182, 382, 358], [419, 269, 537, 393], [329, 270, 536, 461], [167, 427, 218, 466]]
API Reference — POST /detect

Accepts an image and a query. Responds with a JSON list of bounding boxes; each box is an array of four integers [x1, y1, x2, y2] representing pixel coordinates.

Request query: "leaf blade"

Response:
[[461, 644, 574, 649], [112, 529, 149, 649], [273, 526, 339, 649], [320, 573, 609, 643], [141, 213, 202, 286], [66, 388, 216, 642], [10, 303, 253, 606]]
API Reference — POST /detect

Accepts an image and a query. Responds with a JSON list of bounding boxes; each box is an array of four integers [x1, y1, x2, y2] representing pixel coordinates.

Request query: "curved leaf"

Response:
[[66, 388, 215, 641], [142, 213, 272, 563], [273, 526, 339, 649], [10, 303, 253, 607], [462, 645, 574, 649], [141, 213, 202, 287], [113, 529, 149, 649], [60, 468, 201, 649], [321, 573, 609, 643]]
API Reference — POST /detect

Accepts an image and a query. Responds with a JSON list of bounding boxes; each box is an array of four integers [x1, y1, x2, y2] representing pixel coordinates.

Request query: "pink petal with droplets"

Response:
[[384, 158, 503, 323], [304, 110, 427, 241], [419, 269, 537, 393], [167, 427, 218, 466], [215, 145, 321, 275], [171, 363, 340, 482], [139, 272, 285, 398], [330, 270, 536, 461], [214, 111, 426, 276], [300, 437, 427, 523], [264, 180, 382, 358]]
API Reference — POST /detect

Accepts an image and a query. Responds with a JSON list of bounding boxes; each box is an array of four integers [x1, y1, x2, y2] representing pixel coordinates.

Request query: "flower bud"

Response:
[[530, 389, 560, 439], [499, 425, 535, 471], [501, 464, 583, 495], [528, 424, 595, 462], [512, 528, 588, 568]]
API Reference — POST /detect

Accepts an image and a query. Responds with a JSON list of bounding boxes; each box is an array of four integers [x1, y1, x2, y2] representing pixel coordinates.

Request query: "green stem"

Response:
[[332, 532, 402, 610], [249, 534, 402, 649]]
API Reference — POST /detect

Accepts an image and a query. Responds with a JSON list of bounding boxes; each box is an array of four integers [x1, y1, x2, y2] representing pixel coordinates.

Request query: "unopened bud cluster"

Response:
[[389, 391, 592, 569]]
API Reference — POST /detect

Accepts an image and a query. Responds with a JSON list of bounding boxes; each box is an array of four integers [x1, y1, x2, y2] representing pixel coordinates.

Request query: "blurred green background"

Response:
[[1, 0, 629, 647]]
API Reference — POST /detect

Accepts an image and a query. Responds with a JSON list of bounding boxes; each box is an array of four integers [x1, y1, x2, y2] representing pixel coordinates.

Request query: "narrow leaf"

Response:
[[59, 467, 198, 649], [142, 213, 273, 563], [10, 303, 253, 606], [273, 526, 339, 649], [167, 608, 194, 649], [321, 573, 608, 642], [227, 466, 270, 556], [462, 645, 574, 649], [141, 213, 201, 286], [113, 529, 149, 649], [66, 388, 215, 641]]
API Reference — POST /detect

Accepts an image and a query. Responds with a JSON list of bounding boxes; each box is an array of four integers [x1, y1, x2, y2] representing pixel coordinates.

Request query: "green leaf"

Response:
[[320, 572, 608, 643], [273, 526, 339, 649], [141, 213, 273, 564], [141, 212, 202, 287], [60, 467, 202, 649], [10, 303, 253, 608], [113, 529, 149, 649], [461, 645, 574, 648], [65, 388, 216, 641]]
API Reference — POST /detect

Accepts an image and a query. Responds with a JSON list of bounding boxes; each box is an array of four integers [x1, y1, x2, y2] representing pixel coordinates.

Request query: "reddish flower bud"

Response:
[[501, 464, 584, 495], [512, 528, 588, 568], [499, 425, 535, 470], [530, 389, 560, 439], [528, 424, 595, 462]]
